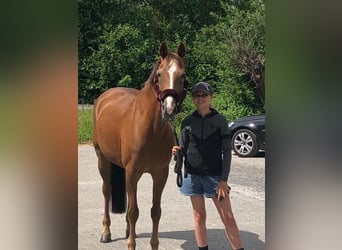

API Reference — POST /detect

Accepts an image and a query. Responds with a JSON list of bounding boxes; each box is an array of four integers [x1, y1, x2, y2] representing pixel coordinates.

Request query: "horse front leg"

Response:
[[96, 154, 112, 243], [126, 169, 141, 250], [150, 167, 169, 250], [125, 205, 137, 239]]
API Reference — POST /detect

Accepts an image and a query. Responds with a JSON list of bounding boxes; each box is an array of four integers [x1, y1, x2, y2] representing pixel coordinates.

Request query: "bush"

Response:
[[78, 108, 93, 144]]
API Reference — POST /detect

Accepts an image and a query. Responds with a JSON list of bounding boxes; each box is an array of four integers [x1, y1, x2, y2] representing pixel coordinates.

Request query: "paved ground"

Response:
[[78, 145, 265, 249]]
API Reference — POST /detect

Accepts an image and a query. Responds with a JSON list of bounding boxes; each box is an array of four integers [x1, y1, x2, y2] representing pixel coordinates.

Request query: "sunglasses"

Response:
[[193, 93, 209, 98]]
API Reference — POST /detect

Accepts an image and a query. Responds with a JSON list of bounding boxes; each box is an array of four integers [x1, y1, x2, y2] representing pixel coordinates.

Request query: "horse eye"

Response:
[[157, 72, 161, 77]]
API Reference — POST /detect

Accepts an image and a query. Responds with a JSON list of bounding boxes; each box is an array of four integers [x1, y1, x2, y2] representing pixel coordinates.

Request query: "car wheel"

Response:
[[232, 129, 258, 157]]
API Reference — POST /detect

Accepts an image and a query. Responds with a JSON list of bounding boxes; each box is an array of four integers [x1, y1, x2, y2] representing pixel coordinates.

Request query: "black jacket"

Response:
[[180, 108, 231, 181]]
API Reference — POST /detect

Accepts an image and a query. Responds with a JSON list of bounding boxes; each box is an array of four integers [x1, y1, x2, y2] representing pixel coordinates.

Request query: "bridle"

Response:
[[152, 70, 188, 114]]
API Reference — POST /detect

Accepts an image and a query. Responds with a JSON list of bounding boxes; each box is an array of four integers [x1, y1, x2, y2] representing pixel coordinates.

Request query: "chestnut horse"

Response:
[[92, 42, 187, 250]]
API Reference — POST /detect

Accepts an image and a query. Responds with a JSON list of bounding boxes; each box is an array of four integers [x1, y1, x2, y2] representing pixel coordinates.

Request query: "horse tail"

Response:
[[111, 163, 127, 213]]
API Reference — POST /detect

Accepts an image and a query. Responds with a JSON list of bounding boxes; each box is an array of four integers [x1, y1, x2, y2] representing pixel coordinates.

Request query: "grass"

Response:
[[78, 108, 93, 144]]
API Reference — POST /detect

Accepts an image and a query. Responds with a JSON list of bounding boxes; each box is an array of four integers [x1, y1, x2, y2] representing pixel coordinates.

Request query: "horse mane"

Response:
[[144, 59, 160, 87]]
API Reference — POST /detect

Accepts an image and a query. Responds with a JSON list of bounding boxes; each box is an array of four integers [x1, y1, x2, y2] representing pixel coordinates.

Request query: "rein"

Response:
[[169, 122, 183, 188]]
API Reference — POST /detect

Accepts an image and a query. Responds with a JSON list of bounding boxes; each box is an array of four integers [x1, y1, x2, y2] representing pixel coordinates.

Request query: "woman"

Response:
[[172, 82, 244, 250]]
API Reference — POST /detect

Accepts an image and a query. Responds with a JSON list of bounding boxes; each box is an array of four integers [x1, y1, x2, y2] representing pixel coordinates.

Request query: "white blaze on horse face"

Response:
[[168, 60, 177, 89], [164, 60, 178, 114]]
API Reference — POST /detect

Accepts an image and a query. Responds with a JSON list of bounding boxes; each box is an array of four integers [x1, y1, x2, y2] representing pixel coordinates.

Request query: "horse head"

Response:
[[153, 42, 188, 121]]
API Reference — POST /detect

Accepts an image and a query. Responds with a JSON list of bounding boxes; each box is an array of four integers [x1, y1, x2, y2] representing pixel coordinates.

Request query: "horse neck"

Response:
[[137, 83, 167, 131]]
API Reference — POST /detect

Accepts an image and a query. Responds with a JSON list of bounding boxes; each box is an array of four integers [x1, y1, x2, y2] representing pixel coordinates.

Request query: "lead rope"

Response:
[[169, 122, 183, 187]]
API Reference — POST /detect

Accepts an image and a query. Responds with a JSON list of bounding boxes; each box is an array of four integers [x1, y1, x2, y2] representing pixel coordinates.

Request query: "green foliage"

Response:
[[78, 108, 93, 144], [218, 0, 266, 104], [78, 0, 265, 121], [187, 0, 265, 119], [172, 94, 196, 133], [79, 24, 155, 103]]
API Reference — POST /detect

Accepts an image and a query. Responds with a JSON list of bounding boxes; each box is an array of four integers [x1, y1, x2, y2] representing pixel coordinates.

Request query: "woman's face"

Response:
[[192, 91, 212, 109]]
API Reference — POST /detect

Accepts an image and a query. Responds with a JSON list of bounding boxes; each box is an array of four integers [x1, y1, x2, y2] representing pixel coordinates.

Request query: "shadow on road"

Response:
[[254, 151, 265, 158], [134, 229, 265, 249], [233, 151, 265, 158]]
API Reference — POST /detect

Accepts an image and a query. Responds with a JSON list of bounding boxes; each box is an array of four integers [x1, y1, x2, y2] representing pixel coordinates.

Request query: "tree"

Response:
[[186, 0, 265, 119], [78, 0, 265, 116], [219, 0, 265, 105]]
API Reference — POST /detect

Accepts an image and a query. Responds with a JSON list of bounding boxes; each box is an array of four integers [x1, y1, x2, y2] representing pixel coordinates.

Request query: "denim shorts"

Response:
[[180, 174, 221, 198]]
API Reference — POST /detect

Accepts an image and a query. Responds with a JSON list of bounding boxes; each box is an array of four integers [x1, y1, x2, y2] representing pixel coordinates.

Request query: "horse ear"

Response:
[[177, 43, 186, 58], [159, 42, 168, 59]]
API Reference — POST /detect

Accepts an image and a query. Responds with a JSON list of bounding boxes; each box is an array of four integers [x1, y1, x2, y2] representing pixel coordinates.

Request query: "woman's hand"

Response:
[[172, 145, 182, 155], [216, 181, 231, 201]]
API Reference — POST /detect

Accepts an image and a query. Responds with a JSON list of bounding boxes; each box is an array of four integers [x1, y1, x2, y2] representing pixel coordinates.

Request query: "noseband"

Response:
[[152, 73, 188, 113]]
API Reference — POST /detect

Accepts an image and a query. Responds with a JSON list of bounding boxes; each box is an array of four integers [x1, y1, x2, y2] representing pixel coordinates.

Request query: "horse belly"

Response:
[[93, 88, 138, 166]]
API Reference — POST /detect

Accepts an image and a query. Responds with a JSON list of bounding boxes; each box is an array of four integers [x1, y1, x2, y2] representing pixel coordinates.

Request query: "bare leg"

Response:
[[212, 195, 243, 250], [190, 196, 208, 248]]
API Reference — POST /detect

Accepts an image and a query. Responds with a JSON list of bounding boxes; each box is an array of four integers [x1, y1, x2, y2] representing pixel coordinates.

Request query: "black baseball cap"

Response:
[[191, 82, 213, 95]]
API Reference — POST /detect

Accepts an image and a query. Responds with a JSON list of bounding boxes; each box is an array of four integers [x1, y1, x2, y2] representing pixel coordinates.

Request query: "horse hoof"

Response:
[[100, 233, 111, 243]]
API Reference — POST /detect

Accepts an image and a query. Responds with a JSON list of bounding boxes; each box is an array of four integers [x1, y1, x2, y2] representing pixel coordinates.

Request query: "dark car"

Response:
[[228, 114, 265, 157]]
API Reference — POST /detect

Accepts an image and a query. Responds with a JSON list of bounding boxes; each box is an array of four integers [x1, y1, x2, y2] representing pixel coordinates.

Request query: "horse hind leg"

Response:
[[150, 168, 169, 250], [96, 151, 112, 243]]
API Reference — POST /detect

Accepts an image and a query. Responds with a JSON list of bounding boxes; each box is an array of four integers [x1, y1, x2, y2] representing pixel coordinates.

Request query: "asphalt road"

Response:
[[78, 145, 265, 249]]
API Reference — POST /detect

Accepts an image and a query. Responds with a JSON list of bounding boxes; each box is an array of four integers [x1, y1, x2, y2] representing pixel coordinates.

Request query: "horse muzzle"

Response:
[[157, 88, 186, 121], [161, 96, 177, 121]]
